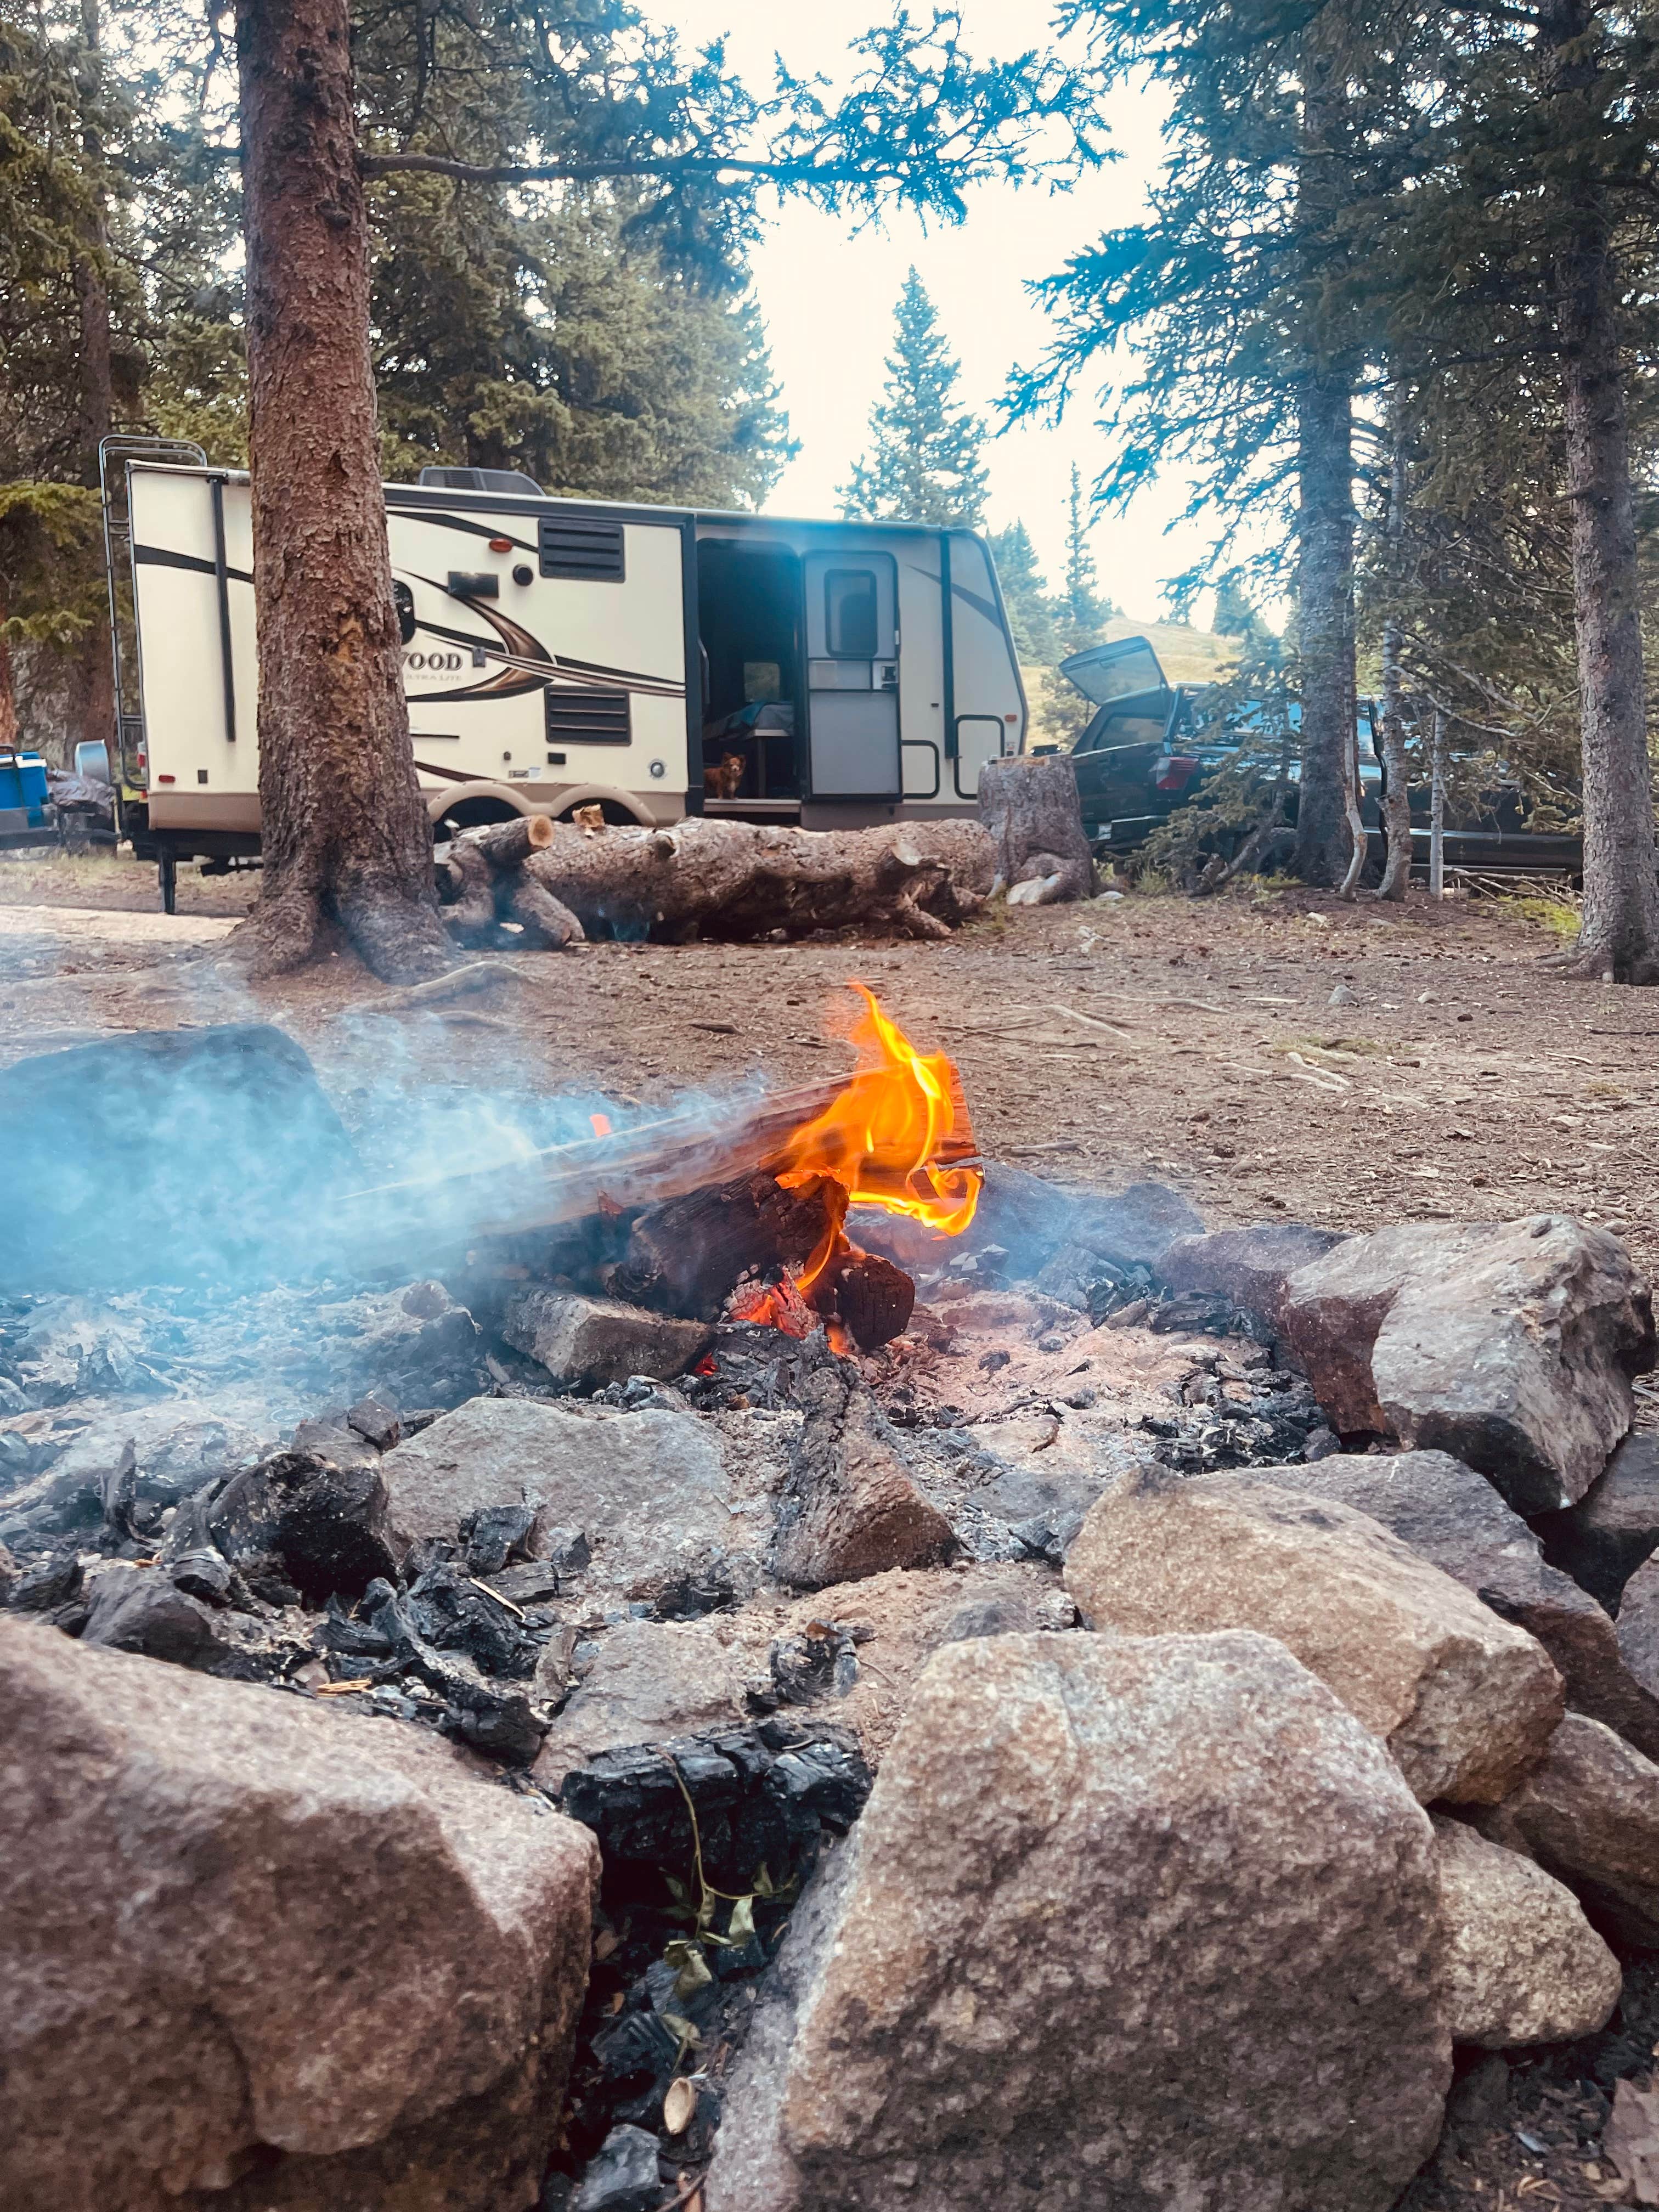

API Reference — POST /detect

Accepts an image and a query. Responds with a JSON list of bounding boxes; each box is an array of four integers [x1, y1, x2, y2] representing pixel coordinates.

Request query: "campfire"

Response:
[[728, 984, 983, 1347]]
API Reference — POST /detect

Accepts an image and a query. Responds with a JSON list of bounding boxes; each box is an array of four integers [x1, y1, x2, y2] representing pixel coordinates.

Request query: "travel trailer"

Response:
[[104, 445, 1025, 906]]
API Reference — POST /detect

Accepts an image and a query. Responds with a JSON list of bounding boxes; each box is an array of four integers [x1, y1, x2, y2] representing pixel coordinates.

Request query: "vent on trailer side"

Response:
[[540, 516, 627, 582]]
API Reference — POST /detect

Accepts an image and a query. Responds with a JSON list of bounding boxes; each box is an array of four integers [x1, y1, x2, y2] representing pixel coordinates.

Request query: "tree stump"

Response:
[[978, 754, 1093, 905]]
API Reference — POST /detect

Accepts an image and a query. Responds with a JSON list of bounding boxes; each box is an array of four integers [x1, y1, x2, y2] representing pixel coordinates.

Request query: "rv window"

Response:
[[393, 580, 416, 646], [825, 569, 878, 658]]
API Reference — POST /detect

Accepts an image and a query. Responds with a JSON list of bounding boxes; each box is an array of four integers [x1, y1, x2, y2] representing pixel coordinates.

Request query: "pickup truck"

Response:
[[1047, 636, 1578, 876]]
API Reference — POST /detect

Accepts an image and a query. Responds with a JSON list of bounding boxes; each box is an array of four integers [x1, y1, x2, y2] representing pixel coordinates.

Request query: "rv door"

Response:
[[803, 550, 900, 798]]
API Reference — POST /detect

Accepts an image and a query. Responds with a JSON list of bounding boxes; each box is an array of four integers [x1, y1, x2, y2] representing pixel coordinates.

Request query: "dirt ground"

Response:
[[3, 848, 1652, 1283]]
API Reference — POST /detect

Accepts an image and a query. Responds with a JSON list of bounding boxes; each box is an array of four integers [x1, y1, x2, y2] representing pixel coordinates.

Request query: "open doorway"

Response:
[[696, 540, 802, 804]]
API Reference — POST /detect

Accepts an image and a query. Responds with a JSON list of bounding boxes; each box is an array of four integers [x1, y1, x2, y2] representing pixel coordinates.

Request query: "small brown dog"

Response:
[[703, 751, 746, 799]]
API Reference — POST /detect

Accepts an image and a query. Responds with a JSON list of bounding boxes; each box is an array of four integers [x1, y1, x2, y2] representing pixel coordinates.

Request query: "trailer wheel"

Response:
[[157, 849, 177, 915], [433, 796, 521, 838]]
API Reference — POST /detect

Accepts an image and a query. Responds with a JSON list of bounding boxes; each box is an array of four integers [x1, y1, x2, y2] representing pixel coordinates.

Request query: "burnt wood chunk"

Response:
[[612, 1173, 835, 1321], [835, 1253, 916, 1351]]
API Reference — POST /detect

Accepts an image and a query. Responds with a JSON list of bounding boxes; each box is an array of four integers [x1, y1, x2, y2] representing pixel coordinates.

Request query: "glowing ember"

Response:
[[746, 984, 982, 1318]]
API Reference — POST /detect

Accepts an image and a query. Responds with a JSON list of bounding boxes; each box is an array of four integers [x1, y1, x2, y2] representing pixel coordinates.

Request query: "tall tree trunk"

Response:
[[0, 575, 19, 751], [1291, 41, 1358, 889], [1377, 384, 1414, 901], [231, 0, 450, 980], [1543, 0, 1659, 981], [69, 0, 114, 773]]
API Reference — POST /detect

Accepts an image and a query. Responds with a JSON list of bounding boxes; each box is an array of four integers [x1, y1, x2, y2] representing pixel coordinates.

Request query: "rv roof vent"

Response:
[[539, 515, 626, 583], [416, 466, 543, 496]]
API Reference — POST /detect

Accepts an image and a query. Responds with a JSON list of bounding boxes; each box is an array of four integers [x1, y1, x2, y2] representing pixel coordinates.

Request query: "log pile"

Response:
[[346, 1064, 968, 1351], [433, 817, 583, 949], [434, 815, 996, 947]]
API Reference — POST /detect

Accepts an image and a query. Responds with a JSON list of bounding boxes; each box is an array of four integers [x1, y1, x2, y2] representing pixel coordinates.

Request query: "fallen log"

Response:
[[978, 754, 1093, 905], [437, 815, 996, 946]]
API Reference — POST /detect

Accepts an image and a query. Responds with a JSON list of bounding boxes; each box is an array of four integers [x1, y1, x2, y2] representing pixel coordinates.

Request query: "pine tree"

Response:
[[839, 269, 989, 528], [370, 185, 792, 509], [987, 521, 1061, 663], [1211, 578, 1273, 654], [1059, 462, 1112, 644]]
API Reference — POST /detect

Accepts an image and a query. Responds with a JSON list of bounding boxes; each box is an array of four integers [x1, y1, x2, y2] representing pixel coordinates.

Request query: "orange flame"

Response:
[[768, 984, 981, 1299]]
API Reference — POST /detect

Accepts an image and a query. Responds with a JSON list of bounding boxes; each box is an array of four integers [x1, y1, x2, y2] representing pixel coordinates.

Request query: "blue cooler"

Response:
[[0, 749, 51, 844]]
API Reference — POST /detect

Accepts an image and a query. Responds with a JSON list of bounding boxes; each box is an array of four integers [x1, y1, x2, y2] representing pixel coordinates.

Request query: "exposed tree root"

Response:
[[1541, 936, 1659, 986], [220, 872, 454, 984]]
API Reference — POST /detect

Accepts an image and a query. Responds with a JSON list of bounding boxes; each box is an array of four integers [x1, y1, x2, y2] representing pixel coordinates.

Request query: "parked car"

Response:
[[1046, 635, 1581, 876], [1046, 637, 1380, 853]]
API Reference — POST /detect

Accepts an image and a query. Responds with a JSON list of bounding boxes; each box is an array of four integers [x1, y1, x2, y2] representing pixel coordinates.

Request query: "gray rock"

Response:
[[1618, 1554, 1659, 1703], [1430, 1814, 1621, 2048], [0, 1615, 598, 2211], [1219, 1449, 1659, 1761], [80, 1568, 224, 1669], [346, 1391, 401, 1451], [377, 1396, 769, 1606], [1157, 1222, 1346, 1333], [860, 1164, 1201, 1282], [708, 1629, 1449, 2212], [771, 1338, 954, 1591], [1279, 1216, 1655, 1513], [572, 2124, 662, 2212], [1065, 1470, 1564, 1804], [1536, 1431, 1659, 1609], [289, 1414, 382, 1469], [1478, 1711, 1659, 1950], [533, 1616, 751, 1790], [503, 1289, 713, 1389]]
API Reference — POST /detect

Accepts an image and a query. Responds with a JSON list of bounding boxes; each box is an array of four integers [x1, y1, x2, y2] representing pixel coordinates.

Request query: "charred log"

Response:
[[833, 1252, 916, 1351], [608, 1172, 837, 1322]]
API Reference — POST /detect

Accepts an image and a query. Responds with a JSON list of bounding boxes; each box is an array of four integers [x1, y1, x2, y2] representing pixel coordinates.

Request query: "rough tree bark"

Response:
[[436, 816, 996, 945], [977, 754, 1092, 904], [0, 574, 18, 749], [229, 0, 450, 980], [1375, 383, 1414, 901], [1291, 35, 1358, 890], [67, 0, 114, 772], [1542, 0, 1659, 981]]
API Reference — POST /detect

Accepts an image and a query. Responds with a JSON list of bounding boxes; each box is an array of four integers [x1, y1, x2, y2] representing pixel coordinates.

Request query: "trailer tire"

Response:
[[432, 795, 524, 837]]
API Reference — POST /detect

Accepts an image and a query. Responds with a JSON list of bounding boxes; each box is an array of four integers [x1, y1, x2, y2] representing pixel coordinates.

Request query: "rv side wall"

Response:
[[127, 465, 1025, 847]]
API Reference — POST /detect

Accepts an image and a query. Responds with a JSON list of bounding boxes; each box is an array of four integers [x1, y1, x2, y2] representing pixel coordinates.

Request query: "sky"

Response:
[[663, 0, 1227, 629]]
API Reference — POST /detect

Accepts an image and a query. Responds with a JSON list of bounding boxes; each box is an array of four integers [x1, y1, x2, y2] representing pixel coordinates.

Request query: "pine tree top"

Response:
[[839, 268, 990, 530]]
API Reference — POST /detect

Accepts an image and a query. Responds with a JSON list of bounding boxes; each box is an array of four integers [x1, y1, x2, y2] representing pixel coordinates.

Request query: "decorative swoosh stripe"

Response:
[[391, 510, 538, 556], [402, 572, 683, 705], [907, 562, 1003, 628], [134, 544, 253, 585]]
